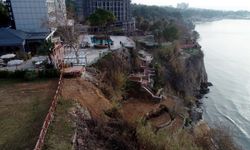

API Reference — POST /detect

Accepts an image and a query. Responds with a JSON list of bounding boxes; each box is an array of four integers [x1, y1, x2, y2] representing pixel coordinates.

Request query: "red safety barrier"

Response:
[[34, 74, 63, 150]]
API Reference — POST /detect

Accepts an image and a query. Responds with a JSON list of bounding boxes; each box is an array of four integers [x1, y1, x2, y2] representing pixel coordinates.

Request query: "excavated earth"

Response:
[[62, 78, 112, 121]]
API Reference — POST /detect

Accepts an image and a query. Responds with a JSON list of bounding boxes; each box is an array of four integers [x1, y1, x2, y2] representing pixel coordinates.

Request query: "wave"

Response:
[[204, 88, 250, 135]]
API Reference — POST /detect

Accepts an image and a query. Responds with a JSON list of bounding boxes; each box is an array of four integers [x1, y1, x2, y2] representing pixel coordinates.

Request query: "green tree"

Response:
[[37, 39, 54, 63], [88, 9, 116, 49], [88, 9, 116, 27], [163, 26, 179, 42], [0, 2, 10, 27], [140, 20, 150, 31]]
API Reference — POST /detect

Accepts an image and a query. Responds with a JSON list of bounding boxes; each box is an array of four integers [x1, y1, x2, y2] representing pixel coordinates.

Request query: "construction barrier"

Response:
[[34, 73, 63, 150]]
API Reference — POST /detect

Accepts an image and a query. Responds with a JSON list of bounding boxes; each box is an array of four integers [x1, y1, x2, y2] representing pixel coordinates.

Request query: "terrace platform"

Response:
[[62, 66, 85, 77]]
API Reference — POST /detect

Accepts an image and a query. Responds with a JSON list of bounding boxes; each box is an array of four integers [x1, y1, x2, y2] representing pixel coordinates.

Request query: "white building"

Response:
[[177, 3, 189, 9], [8, 0, 66, 33]]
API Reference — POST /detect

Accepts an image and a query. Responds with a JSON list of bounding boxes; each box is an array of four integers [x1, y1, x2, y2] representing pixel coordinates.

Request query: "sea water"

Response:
[[196, 19, 250, 150]]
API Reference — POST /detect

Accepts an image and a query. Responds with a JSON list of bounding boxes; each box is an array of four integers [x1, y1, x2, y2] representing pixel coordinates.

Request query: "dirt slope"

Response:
[[62, 78, 112, 121], [120, 96, 177, 124]]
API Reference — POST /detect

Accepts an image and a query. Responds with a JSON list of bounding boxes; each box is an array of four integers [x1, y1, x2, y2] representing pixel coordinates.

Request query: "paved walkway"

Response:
[[0, 56, 48, 71], [64, 35, 135, 66]]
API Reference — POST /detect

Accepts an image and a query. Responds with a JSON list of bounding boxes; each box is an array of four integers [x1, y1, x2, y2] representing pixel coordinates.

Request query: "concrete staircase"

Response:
[[142, 86, 163, 100]]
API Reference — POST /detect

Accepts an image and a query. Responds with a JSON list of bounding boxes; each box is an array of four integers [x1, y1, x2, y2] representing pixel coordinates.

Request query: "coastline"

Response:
[[193, 17, 250, 25], [195, 19, 250, 149]]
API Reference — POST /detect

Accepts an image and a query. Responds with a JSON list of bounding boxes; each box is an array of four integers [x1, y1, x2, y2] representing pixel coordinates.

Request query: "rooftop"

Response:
[[0, 28, 26, 46], [0, 28, 51, 47]]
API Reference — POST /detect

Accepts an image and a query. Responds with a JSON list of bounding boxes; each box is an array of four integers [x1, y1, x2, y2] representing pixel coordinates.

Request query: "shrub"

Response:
[[136, 119, 201, 150], [39, 69, 60, 78], [212, 126, 240, 150], [0, 69, 60, 80], [0, 70, 26, 78], [112, 71, 127, 89], [166, 130, 202, 150], [136, 120, 166, 150], [195, 125, 241, 150], [38, 70, 46, 78], [24, 71, 38, 81], [11, 70, 26, 78], [93, 51, 131, 100], [104, 107, 121, 119], [0, 70, 9, 78]]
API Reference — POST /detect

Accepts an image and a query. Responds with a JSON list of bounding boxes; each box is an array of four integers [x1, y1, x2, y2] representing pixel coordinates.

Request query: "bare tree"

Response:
[[45, 7, 82, 65]]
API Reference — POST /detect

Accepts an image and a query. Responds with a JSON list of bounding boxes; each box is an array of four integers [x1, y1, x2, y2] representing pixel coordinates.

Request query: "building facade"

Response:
[[74, 0, 84, 22], [6, 0, 66, 33], [75, 0, 135, 33]]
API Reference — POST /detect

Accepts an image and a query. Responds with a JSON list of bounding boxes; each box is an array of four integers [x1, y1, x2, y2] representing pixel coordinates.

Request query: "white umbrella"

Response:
[[31, 56, 47, 61], [7, 60, 24, 66], [35, 61, 43, 66], [1, 54, 16, 59]]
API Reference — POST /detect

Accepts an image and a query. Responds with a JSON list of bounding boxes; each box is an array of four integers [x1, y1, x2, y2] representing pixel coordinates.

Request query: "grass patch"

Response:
[[195, 125, 241, 150], [0, 78, 56, 85], [136, 119, 202, 150], [0, 79, 57, 150], [44, 99, 75, 150]]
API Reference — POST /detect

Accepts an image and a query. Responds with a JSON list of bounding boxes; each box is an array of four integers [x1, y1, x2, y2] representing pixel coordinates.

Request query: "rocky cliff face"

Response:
[[155, 47, 209, 104], [95, 46, 209, 106], [173, 49, 208, 99], [93, 48, 137, 100]]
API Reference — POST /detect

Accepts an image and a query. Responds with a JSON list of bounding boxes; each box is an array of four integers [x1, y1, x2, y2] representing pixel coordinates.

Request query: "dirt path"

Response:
[[62, 78, 112, 121]]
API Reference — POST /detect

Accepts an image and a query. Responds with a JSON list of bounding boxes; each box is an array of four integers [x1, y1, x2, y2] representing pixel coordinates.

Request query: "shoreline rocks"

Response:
[[192, 81, 213, 124], [195, 82, 213, 99]]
